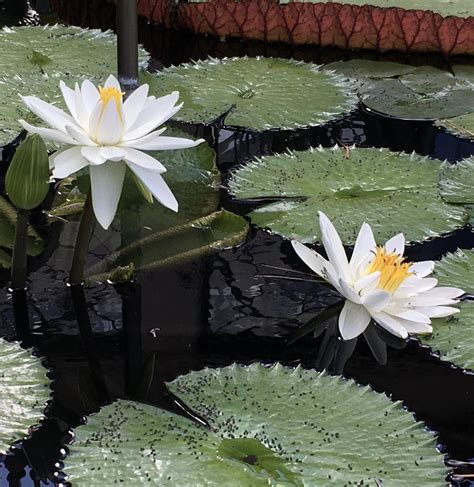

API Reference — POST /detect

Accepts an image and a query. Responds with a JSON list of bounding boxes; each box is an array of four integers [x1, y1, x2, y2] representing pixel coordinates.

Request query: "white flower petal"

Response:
[[318, 212, 350, 281], [416, 306, 460, 318], [80, 79, 100, 115], [90, 161, 126, 230], [398, 277, 438, 293], [22, 95, 75, 132], [74, 83, 91, 131], [19, 119, 76, 145], [123, 148, 167, 172], [81, 146, 107, 165], [124, 92, 181, 141], [129, 165, 178, 212], [349, 222, 376, 273], [120, 127, 167, 147], [99, 146, 127, 161], [60, 81, 78, 120], [50, 146, 89, 179], [95, 101, 124, 145], [338, 279, 362, 304], [370, 311, 408, 339], [354, 271, 380, 294], [338, 300, 371, 340], [123, 84, 149, 129], [409, 260, 435, 277], [400, 321, 433, 334], [65, 124, 96, 146], [409, 287, 464, 306], [126, 135, 205, 151], [361, 290, 391, 312], [104, 74, 122, 92], [384, 233, 405, 256], [386, 309, 431, 324], [291, 241, 336, 284]]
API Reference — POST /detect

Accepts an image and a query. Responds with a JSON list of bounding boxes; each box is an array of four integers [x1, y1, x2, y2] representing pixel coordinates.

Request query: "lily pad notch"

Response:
[[65, 363, 446, 485]]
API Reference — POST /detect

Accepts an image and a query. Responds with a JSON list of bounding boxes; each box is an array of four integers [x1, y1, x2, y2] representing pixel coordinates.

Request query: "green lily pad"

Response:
[[148, 57, 358, 131], [83, 129, 248, 280], [65, 364, 446, 485], [436, 113, 474, 140], [0, 338, 51, 454], [228, 146, 467, 244], [421, 302, 474, 371], [0, 196, 44, 268], [325, 59, 474, 121], [0, 25, 149, 146], [432, 249, 474, 295], [439, 157, 474, 204]]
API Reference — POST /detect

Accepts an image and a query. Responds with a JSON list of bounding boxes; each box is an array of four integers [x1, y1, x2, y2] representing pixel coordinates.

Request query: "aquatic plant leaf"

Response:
[[85, 210, 249, 280], [148, 57, 358, 131], [0, 339, 51, 454], [65, 364, 446, 485], [325, 60, 474, 120], [439, 157, 474, 204], [136, 0, 474, 56], [228, 146, 467, 244], [0, 25, 149, 146], [421, 302, 474, 371], [0, 196, 43, 266], [0, 248, 11, 269], [84, 130, 248, 280], [432, 249, 474, 296], [436, 113, 474, 140]]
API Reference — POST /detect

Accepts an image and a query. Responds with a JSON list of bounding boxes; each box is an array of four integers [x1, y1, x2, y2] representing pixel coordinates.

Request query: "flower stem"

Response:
[[116, 0, 139, 93], [69, 190, 95, 285], [10, 209, 30, 290]]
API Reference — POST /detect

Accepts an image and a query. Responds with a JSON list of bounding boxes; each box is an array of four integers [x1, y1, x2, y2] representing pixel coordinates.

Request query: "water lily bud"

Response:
[[5, 134, 50, 210]]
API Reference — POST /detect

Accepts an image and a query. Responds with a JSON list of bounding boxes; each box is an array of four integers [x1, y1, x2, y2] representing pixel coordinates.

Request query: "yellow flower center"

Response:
[[98, 86, 124, 111], [365, 246, 412, 293]]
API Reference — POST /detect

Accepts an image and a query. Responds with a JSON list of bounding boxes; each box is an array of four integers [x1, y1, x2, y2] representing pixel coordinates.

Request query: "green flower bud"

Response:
[[5, 134, 50, 210]]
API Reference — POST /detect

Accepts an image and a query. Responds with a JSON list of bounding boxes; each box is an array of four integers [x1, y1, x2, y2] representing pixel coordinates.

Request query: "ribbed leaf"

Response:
[[439, 157, 474, 204], [432, 249, 474, 296], [65, 364, 446, 485]]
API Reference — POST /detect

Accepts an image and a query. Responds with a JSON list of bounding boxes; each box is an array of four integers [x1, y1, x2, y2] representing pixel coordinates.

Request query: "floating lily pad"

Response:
[[432, 249, 474, 295], [149, 57, 358, 131], [0, 196, 44, 268], [421, 302, 474, 371], [0, 339, 51, 454], [84, 130, 248, 280], [65, 364, 446, 485], [439, 157, 474, 204], [228, 146, 467, 244], [0, 25, 149, 146], [325, 59, 474, 120], [436, 113, 474, 140]]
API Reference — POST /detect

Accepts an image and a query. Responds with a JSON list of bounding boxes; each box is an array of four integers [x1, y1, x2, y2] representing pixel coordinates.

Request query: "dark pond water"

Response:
[[0, 1, 474, 485]]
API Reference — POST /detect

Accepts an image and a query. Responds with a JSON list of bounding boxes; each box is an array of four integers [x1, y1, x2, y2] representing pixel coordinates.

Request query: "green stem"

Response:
[[10, 209, 30, 290], [69, 190, 95, 285]]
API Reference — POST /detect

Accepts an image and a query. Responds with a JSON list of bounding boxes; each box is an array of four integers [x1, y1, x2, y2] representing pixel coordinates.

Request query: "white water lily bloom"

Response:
[[292, 212, 464, 341], [19, 75, 204, 229]]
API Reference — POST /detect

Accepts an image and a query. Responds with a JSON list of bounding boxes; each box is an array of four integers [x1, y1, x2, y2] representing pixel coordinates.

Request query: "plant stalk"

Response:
[[11, 209, 30, 290], [69, 190, 94, 285], [116, 0, 139, 94]]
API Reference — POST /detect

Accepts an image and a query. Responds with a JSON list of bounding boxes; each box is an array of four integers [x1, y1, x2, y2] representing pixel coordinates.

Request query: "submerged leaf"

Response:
[[149, 57, 358, 131], [229, 146, 467, 244], [65, 364, 446, 485], [0, 339, 51, 454]]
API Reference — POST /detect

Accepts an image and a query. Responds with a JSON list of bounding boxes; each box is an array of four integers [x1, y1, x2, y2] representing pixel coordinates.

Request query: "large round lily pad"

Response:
[[325, 60, 474, 121], [149, 57, 358, 131], [432, 249, 474, 295], [228, 146, 467, 244], [0, 25, 149, 146], [421, 302, 474, 371], [439, 157, 474, 204], [436, 113, 474, 140], [0, 339, 51, 454], [65, 364, 446, 485]]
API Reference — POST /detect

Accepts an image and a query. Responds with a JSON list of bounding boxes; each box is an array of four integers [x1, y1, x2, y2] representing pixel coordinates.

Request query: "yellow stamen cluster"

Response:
[[365, 246, 412, 293], [98, 86, 124, 110]]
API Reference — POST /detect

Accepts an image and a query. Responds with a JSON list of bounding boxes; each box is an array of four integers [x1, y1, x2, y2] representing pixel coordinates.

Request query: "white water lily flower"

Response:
[[19, 75, 204, 229], [292, 212, 464, 341]]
